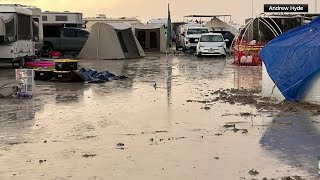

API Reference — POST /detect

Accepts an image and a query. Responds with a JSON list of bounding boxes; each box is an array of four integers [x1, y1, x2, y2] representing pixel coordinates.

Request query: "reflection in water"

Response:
[[166, 55, 173, 106], [233, 66, 262, 89], [54, 83, 87, 104], [0, 98, 38, 147], [177, 57, 227, 78], [260, 112, 320, 176]]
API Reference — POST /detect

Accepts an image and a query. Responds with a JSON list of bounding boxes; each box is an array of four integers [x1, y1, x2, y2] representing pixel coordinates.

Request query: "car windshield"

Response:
[[200, 35, 223, 42], [187, 29, 209, 35]]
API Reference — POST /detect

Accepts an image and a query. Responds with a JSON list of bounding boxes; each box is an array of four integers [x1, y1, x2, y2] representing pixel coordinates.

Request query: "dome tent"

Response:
[[78, 22, 145, 60]]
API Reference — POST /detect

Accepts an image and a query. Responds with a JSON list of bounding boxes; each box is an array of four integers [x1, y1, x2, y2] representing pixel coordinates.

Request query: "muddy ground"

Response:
[[0, 53, 320, 180]]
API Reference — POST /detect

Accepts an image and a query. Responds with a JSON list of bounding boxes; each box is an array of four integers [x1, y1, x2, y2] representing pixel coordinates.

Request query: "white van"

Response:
[[176, 23, 208, 51]]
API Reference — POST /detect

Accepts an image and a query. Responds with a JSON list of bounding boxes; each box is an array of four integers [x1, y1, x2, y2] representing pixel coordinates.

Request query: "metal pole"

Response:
[[252, 0, 254, 18], [96, 22, 100, 69]]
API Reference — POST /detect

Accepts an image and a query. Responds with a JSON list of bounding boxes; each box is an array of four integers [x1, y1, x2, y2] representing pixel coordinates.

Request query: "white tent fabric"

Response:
[[205, 17, 238, 35], [0, 18, 5, 36], [78, 22, 145, 60], [133, 24, 166, 53]]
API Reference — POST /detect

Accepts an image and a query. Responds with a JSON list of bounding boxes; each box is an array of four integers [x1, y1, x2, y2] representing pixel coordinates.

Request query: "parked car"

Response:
[[196, 33, 228, 57], [43, 27, 89, 54], [210, 30, 235, 49], [182, 27, 209, 52], [175, 23, 205, 51]]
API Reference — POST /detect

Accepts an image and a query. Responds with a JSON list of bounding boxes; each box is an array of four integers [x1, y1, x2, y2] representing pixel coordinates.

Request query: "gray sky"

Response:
[[2, 0, 318, 24]]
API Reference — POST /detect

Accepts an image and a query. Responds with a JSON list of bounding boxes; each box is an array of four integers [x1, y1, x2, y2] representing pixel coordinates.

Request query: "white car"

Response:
[[196, 33, 228, 57]]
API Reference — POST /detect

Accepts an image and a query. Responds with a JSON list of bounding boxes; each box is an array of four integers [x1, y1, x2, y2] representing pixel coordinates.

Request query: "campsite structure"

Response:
[[233, 15, 305, 66], [78, 22, 145, 60], [133, 24, 166, 53], [42, 11, 83, 28], [83, 15, 141, 31], [0, 4, 37, 67], [260, 16, 320, 103]]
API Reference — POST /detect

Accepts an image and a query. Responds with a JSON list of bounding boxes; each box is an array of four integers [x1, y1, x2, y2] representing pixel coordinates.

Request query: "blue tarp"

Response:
[[79, 68, 127, 83], [260, 17, 320, 101]]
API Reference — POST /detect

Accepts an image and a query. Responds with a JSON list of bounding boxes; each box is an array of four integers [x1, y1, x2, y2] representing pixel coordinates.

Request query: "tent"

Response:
[[78, 22, 145, 60], [260, 17, 320, 102], [205, 17, 238, 35], [133, 24, 166, 53]]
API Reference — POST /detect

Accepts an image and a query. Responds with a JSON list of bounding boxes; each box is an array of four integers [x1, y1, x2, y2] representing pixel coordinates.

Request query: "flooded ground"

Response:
[[0, 53, 319, 180]]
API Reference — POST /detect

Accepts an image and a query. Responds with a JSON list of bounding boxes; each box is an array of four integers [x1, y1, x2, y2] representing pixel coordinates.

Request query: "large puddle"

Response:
[[0, 54, 319, 179]]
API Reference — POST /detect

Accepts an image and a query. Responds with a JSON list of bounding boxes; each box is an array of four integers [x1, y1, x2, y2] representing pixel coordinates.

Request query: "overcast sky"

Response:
[[2, 0, 318, 24]]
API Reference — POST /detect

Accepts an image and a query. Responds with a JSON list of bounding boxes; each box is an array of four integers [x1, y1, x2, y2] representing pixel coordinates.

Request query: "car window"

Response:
[[63, 29, 77, 37], [200, 35, 223, 42], [77, 30, 89, 38], [187, 29, 209, 35]]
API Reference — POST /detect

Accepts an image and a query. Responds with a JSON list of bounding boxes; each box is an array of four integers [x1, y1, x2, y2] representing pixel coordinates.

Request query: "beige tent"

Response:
[[133, 24, 166, 53], [78, 22, 145, 60], [205, 17, 238, 35]]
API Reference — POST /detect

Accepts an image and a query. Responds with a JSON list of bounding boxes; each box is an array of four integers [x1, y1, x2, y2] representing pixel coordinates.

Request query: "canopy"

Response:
[[260, 17, 320, 101], [205, 17, 238, 35]]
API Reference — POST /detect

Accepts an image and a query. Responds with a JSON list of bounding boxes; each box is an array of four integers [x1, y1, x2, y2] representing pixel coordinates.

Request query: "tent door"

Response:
[[137, 31, 146, 49], [150, 32, 158, 49], [117, 29, 140, 58]]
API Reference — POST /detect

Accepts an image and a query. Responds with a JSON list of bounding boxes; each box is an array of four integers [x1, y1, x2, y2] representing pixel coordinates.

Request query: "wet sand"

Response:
[[0, 54, 319, 180]]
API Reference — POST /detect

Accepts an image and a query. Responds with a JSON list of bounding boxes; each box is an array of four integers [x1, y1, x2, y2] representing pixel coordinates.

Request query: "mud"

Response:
[[189, 87, 320, 117], [0, 54, 319, 179]]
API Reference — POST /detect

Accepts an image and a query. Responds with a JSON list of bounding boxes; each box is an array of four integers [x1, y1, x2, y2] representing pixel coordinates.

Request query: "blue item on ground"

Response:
[[79, 67, 126, 83]]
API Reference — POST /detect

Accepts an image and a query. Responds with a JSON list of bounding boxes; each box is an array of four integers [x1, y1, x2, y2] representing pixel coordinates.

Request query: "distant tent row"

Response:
[[78, 22, 167, 60]]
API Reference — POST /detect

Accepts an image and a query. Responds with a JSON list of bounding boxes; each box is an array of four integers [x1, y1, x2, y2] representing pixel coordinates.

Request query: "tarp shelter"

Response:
[[133, 24, 166, 53], [260, 17, 320, 102], [205, 17, 238, 35], [78, 22, 145, 60]]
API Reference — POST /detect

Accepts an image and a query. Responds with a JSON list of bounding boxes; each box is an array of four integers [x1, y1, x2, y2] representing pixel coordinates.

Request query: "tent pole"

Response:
[[96, 22, 101, 69]]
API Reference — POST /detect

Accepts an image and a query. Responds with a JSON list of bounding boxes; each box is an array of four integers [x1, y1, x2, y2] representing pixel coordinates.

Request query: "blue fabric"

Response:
[[79, 67, 116, 83], [260, 17, 320, 101]]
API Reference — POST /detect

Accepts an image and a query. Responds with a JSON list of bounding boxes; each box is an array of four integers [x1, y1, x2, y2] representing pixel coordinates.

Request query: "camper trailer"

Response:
[[0, 4, 36, 66], [27, 6, 43, 51], [42, 11, 82, 27], [83, 15, 141, 32]]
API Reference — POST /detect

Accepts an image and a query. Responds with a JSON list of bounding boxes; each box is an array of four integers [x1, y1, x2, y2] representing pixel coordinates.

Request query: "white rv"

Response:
[[27, 6, 43, 51], [0, 4, 36, 66], [42, 11, 83, 27]]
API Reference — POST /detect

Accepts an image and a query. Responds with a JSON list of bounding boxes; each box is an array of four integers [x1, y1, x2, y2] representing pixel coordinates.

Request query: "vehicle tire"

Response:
[[176, 45, 179, 51], [197, 53, 201, 57], [182, 47, 186, 52]]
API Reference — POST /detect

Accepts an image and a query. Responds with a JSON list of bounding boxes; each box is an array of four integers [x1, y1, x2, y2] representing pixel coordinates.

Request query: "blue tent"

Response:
[[260, 17, 320, 101]]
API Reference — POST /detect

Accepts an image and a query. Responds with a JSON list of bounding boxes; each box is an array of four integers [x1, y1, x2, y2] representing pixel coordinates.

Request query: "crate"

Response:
[[53, 71, 71, 80], [54, 59, 78, 71], [15, 69, 35, 95], [34, 69, 54, 81]]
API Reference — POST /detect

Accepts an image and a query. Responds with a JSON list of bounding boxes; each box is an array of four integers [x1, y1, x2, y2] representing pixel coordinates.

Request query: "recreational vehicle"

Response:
[[83, 15, 141, 31], [0, 4, 36, 66], [27, 6, 43, 51], [42, 11, 82, 27]]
